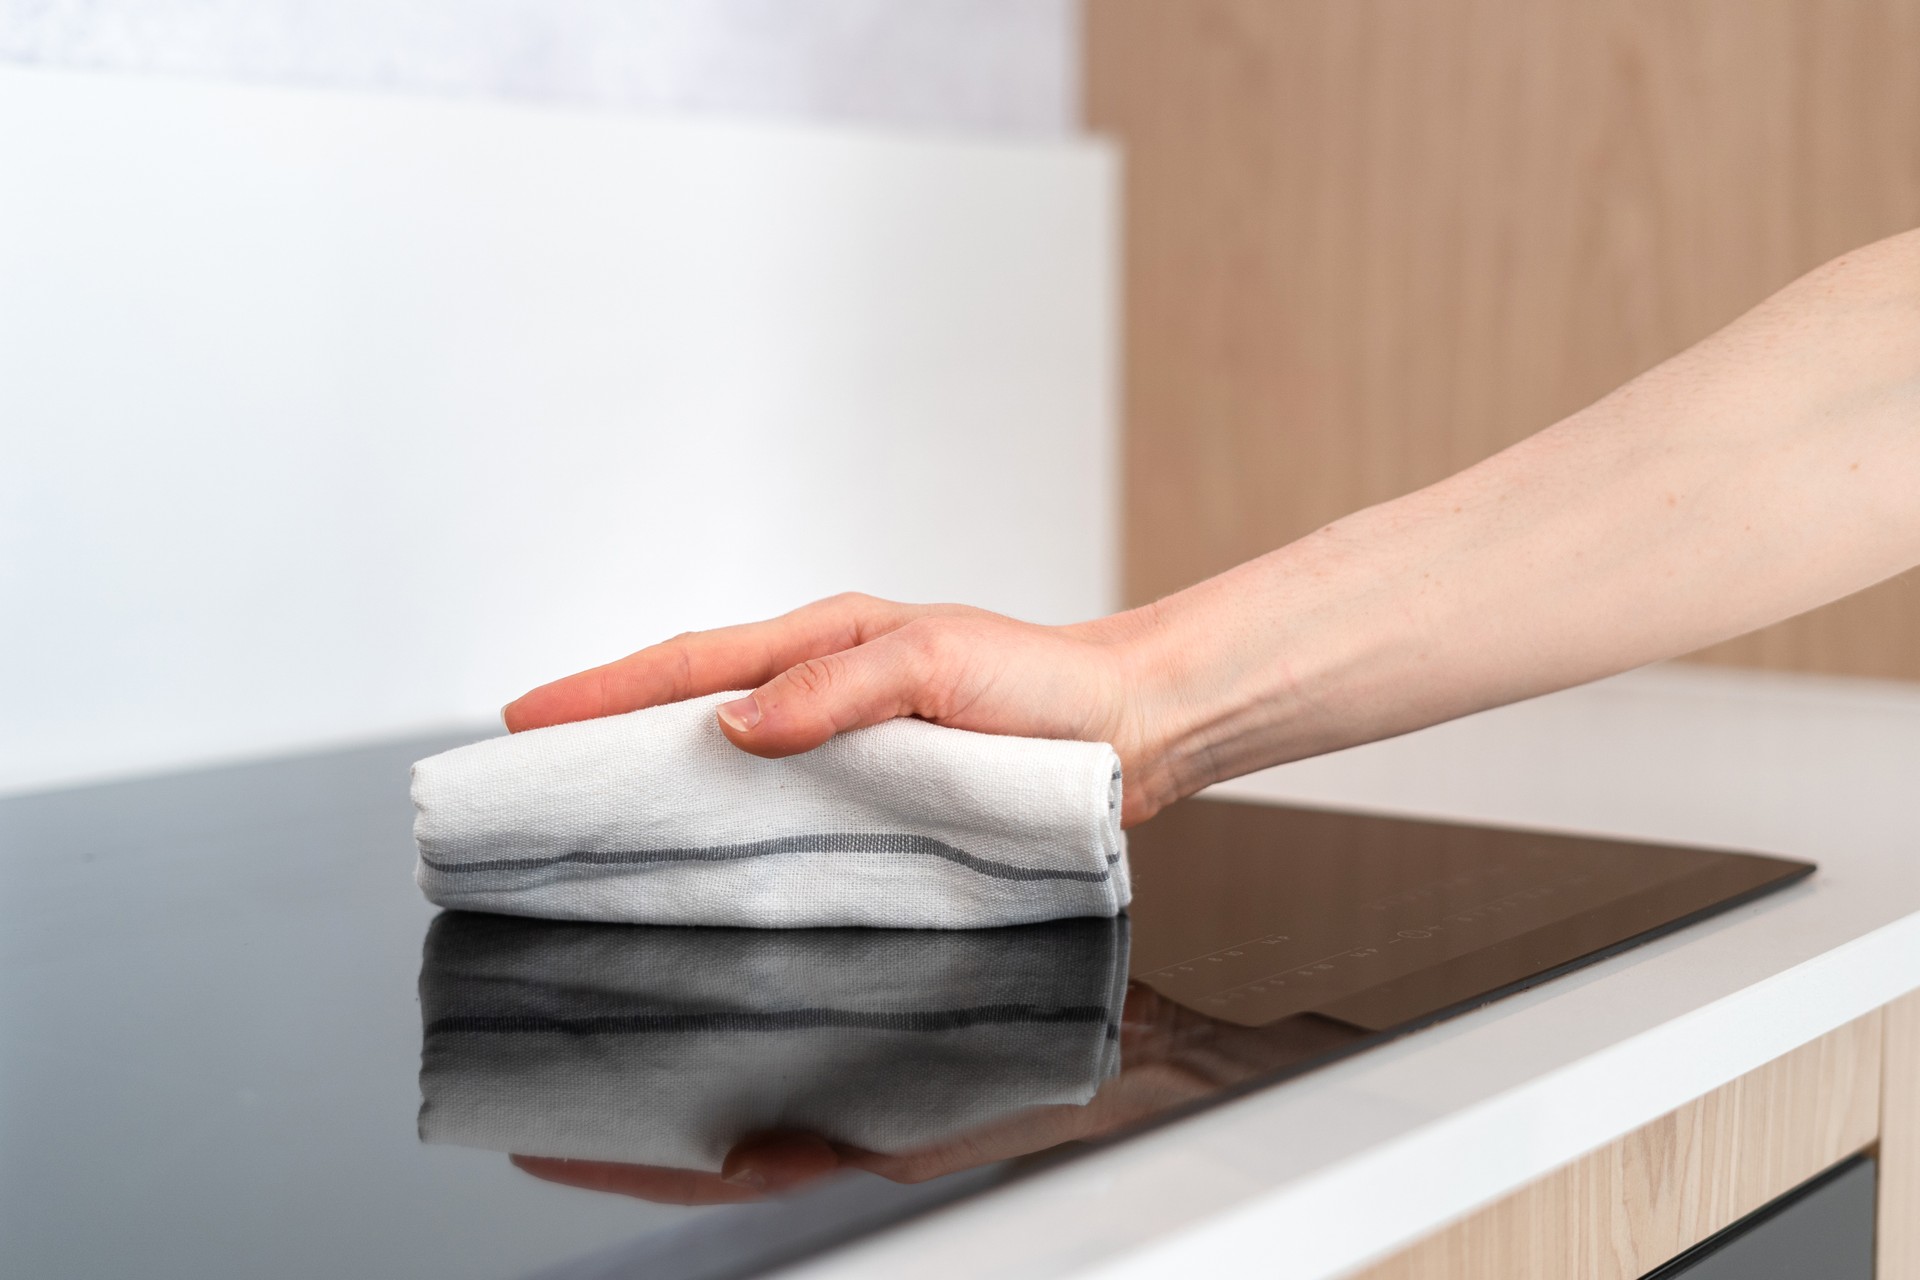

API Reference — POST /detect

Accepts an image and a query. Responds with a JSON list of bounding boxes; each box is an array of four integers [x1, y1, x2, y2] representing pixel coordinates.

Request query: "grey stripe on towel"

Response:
[[422, 830, 1119, 883], [407, 692, 1131, 926], [423, 1003, 1115, 1038]]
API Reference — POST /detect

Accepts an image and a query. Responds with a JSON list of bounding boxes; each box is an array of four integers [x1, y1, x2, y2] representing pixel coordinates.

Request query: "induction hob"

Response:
[[0, 736, 1812, 1280]]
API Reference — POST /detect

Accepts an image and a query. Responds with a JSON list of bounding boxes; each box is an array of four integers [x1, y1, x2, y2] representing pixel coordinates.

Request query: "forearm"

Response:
[[506, 232, 1916, 827], [1138, 229, 1920, 800]]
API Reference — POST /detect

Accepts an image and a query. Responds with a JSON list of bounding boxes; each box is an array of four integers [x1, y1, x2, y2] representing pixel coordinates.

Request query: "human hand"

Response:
[[501, 593, 1193, 826], [503, 233, 1920, 822]]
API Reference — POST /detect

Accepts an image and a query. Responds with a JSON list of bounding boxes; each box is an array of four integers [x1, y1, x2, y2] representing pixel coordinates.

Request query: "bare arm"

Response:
[[506, 229, 1920, 825]]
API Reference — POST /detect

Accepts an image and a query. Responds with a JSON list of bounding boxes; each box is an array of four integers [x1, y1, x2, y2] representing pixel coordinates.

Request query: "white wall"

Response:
[[0, 65, 1116, 793], [0, 0, 1079, 135]]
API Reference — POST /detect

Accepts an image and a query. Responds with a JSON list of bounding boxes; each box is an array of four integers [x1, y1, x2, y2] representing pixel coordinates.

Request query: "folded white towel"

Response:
[[410, 691, 1129, 929], [417, 912, 1130, 1172]]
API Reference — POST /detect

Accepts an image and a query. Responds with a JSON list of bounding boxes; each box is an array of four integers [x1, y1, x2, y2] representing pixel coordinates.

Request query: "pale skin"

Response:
[[498, 230, 1918, 1194], [504, 228, 1920, 830]]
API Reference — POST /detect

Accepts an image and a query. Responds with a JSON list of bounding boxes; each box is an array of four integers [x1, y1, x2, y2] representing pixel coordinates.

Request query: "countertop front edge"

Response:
[[1085, 908, 1920, 1280]]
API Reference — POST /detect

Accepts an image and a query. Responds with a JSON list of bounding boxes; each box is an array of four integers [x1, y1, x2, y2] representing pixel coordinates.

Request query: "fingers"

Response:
[[507, 1137, 845, 1203], [507, 1155, 763, 1205], [716, 623, 950, 758], [718, 1131, 841, 1193], [503, 593, 914, 732]]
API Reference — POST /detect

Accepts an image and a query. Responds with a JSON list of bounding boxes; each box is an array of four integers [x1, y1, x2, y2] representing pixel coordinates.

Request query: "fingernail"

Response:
[[717, 695, 762, 733], [720, 1165, 766, 1189]]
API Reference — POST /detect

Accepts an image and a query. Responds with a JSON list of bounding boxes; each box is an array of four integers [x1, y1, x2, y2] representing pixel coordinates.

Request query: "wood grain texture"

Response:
[[1086, 0, 1920, 678], [1345, 1013, 1882, 1280], [1883, 990, 1920, 1279]]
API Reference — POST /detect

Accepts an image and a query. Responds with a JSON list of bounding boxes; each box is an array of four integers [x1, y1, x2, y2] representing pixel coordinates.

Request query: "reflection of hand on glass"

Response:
[[418, 913, 1135, 1194], [505, 982, 1361, 1203]]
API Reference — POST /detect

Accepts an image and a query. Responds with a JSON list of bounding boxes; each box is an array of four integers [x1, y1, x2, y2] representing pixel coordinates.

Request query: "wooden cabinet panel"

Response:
[[1347, 1014, 1882, 1280], [1883, 989, 1920, 1279], [1086, 0, 1920, 678]]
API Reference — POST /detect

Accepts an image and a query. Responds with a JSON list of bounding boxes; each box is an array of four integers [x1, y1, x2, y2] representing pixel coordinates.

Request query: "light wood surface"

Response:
[[1348, 1012, 1882, 1280], [1086, 0, 1920, 679], [1883, 990, 1920, 1279]]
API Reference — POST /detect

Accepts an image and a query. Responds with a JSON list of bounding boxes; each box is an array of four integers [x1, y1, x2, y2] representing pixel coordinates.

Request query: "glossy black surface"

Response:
[[1644, 1156, 1875, 1279], [0, 736, 1812, 1279]]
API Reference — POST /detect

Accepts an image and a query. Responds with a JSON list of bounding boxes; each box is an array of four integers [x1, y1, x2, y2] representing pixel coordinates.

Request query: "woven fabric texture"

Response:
[[411, 691, 1129, 928]]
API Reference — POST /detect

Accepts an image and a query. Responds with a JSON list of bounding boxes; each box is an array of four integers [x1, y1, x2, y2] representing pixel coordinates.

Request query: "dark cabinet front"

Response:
[[1644, 1156, 1876, 1279]]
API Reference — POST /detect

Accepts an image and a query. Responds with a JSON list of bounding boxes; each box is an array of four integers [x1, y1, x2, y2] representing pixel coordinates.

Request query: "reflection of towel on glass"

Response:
[[417, 911, 1130, 1172], [409, 692, 1128, 929]]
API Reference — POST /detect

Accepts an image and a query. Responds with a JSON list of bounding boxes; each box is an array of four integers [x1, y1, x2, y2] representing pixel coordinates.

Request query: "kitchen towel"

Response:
[[417, 911, 1131, 1173], [410, 691, 1129, 929]]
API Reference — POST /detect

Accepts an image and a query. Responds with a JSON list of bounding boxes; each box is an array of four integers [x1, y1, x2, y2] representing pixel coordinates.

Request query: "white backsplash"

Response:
[[0, 0, 1078, 134], [0, 63, 1116, 792]]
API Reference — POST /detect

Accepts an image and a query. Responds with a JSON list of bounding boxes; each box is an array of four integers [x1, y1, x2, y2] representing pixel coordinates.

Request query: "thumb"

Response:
[[715, 636, 930, 757]]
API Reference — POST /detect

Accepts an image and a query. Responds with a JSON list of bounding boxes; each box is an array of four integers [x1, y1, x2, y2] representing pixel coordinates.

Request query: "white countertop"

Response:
[[779, 663, 1920, 1280]]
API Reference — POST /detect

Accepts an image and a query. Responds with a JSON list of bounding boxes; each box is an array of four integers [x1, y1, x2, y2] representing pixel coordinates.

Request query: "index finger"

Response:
[[501, 592, 916, 732], [508, 1155, 763, 1205]]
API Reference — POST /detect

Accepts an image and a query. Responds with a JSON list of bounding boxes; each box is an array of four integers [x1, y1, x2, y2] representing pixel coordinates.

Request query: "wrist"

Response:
[[1115, 525, 1438, 812], [1120, 574, 1302, 805], [1106, 572, 1314, 815], [1099, 596, 1213, 820]]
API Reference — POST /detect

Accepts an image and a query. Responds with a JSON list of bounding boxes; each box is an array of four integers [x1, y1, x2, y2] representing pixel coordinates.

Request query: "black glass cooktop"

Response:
[[0, 735, 1812, 1280]]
